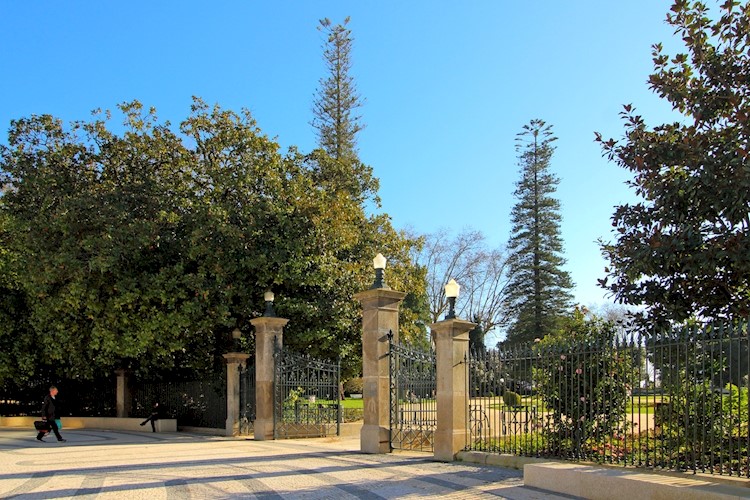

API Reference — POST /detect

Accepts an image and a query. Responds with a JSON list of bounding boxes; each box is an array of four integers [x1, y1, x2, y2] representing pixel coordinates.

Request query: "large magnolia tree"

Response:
[[0, 99, 424, 384], [597, 0, 750, 326]]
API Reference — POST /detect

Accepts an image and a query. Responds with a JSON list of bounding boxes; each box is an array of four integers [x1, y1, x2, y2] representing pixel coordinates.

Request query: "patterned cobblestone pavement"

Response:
[[0, 429, 574, 499]]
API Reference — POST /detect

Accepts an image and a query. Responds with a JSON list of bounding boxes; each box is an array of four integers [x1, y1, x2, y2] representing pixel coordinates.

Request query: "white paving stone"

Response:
[[0, 428, 576, 499]]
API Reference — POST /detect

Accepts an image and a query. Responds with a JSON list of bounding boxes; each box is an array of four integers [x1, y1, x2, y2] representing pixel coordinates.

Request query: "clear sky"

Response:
[[0, 1, 686, 311]]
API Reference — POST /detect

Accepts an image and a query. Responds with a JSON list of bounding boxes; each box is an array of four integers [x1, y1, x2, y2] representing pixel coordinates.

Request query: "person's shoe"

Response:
[[140, 422, 146, 426], [36, 436, 44, 442], [57, 439, 66, 442]]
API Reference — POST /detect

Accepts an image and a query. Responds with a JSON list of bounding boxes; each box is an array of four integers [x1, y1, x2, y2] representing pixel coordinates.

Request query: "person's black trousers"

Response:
[[37, 419, 63, 440]]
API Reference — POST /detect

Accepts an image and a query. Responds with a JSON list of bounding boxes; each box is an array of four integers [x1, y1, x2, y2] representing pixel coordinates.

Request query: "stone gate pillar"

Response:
[[354, 288, 406, 453], [223, 352, 250, 437], [432, 318, 476, 461], [250, 316, 288, 440], [115, 369, 131, 418]]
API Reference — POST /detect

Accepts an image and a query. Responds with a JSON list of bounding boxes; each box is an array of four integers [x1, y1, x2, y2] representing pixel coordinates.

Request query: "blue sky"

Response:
[[1, 1, 686, 310]]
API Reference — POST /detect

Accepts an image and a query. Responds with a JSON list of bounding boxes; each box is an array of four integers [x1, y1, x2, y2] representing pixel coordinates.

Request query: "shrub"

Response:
[[533, 309, 631, 454], [503, 390, 522, 406], [343, 377, 363, 395]]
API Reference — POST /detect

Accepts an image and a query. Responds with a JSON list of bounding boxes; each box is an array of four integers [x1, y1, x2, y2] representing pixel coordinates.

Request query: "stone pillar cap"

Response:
[[429, 318, 477, 333], [223, 352, 251, 362], [250, 316, 290, 327], [354, 288, 407, 303]]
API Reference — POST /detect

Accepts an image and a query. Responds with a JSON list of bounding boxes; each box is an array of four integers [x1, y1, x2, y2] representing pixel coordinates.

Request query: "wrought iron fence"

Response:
[[239, 361, 255, 435], [467, 321, 750, 477], [133, 371, 227, 429], [273, 345, 341, 438], [389, 332, 437, 452], [1, 377, 116, 417]]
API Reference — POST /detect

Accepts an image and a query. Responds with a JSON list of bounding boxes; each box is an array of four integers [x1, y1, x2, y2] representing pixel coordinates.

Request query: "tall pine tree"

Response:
[[505, 119, 573, 345], [311, 17, 364, 162], [308, 17, 429, 356]]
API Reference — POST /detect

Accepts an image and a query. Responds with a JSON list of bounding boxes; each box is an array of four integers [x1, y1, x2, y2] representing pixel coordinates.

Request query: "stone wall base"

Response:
[[0, 416, 177, 432]]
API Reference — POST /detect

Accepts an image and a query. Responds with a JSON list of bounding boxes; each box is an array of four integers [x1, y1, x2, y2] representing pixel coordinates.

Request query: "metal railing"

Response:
[[389, 332, 437, 452], [467, 321, 749, 477], [133, 372, 227, 429], [1, 377, 116, 417], [273, 345, 341, 439], [239, 362, 255, 435]]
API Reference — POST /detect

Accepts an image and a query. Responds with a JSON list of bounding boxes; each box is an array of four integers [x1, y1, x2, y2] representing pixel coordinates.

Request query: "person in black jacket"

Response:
[[37, 386, 65, 442], [140, 402, 160, 432]]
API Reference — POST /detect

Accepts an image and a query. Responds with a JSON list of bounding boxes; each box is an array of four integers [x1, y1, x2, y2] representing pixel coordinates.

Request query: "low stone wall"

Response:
[[524, 462, 750, 500], [178, 426, 227, 436], [459, 451, 750, 500], [0, 416, 177, 432]]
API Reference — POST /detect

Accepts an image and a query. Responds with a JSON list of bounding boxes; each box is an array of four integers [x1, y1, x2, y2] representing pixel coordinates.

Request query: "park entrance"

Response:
[[388, 332, 437, 451], [273, 345, 341, 438], [238, 361, 255, 435]]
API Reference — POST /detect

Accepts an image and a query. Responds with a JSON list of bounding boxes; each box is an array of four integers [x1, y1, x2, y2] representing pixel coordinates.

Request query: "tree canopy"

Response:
[[505, 120, 573, 344], [0, 99, 423, 384], [597, 0, 750, 326]]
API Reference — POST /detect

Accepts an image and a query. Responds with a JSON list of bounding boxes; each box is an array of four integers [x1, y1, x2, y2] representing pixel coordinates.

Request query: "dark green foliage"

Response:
[[469, 320, 485, 353], [503, 390, 522, 407], [648, 321, 749, 466], [0, 99, 424, 384], [505, 120, 573, 344], [534, 310, 630, 454], [597, 0, 750, 326], [343, 377, 363, 395]]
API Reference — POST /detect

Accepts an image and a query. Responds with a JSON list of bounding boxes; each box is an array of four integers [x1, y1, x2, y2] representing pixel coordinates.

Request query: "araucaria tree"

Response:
[[597, 0, 750, 326], [311, 17, 364, 161], [505, 120, 573, 344]]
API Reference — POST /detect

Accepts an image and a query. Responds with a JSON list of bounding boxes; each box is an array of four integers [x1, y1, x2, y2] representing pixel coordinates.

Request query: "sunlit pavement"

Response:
[[0, 429, 575, 499]]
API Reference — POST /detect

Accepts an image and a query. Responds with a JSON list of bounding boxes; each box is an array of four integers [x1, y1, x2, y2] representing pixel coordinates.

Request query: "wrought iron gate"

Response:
[[239, 361, 255, 435], [389, 332, 437, 451], [273, 345, 341, 439]]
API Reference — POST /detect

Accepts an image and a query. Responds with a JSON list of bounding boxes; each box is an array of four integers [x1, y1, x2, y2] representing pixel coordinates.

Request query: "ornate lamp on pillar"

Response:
[[263, 290, 275, 317], [231, 327, 242, 351], [444, 278, 460, 319], [371, 253, 390, 290]]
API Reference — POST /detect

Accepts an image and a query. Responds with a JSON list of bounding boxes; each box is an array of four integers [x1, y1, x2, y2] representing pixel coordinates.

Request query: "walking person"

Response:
[[37, 385, 66, 442], [140, 402, 161, 432]]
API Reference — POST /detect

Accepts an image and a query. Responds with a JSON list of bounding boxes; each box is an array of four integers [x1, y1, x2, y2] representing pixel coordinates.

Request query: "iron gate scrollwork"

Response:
[[239, 361, 255, 435], [273, 344, 341, 439], [389, 331, 437, 451]]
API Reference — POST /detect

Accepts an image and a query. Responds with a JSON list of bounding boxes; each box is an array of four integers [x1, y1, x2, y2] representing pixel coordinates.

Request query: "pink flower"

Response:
[[575, 368, 582, 375], [580, 396, 586, 402], [560, 355, 566, 360]]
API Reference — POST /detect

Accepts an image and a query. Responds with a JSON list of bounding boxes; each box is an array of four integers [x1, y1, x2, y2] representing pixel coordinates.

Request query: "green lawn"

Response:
[[481, 395, 669, 415], [308, 398, 363, 409], [334, 395, 668, 413], [341, 398, 364, 409]]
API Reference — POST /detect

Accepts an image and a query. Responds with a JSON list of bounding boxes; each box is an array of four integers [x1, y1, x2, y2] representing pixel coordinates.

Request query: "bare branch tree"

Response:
[[416, 228, 512, 343]]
